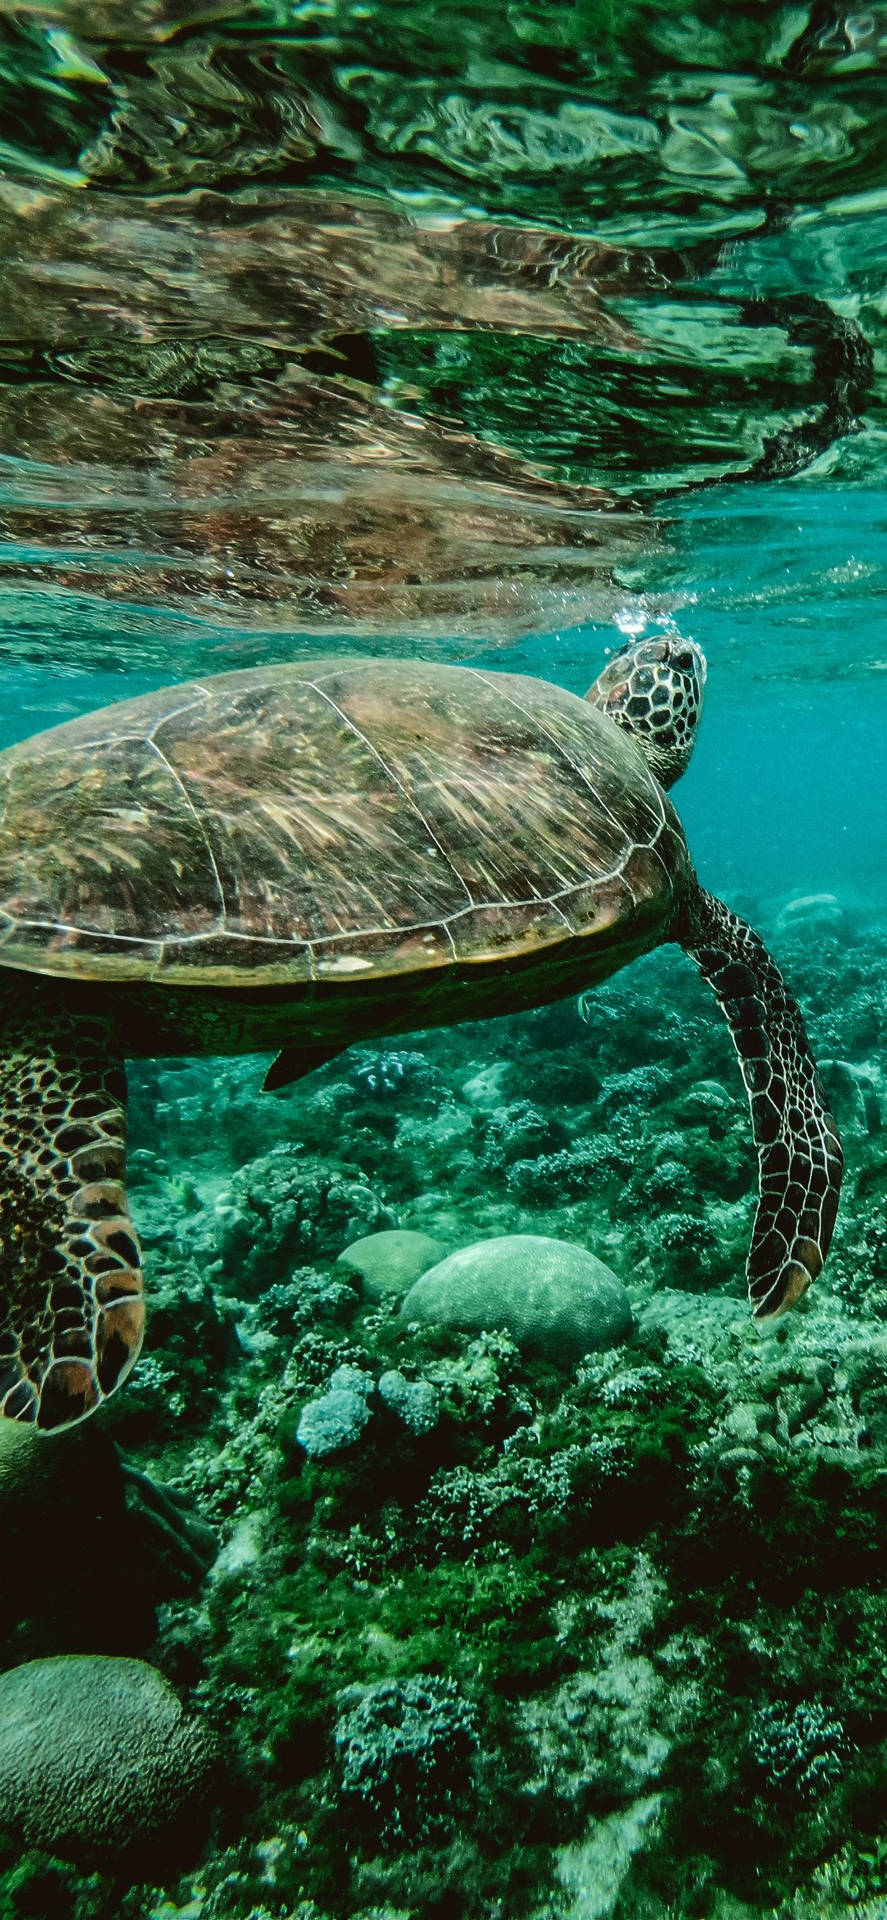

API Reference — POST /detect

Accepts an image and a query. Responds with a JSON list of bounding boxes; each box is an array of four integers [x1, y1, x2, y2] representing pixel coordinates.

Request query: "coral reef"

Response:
[[215, 1149, 395, 1292], [3, 902, 886, 1920]]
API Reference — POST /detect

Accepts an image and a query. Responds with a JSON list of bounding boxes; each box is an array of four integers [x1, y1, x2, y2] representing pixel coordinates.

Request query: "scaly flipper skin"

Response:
[[0, 999, 144, 1430], [679, 887, 843, 1318]]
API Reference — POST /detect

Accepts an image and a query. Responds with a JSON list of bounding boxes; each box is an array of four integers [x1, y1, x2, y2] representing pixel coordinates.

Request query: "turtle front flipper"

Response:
[[679, 887, 843, 1319], [0, 998, 143, 1431]]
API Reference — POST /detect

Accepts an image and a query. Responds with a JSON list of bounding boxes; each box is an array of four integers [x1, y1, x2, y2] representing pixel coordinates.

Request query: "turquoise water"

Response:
[[2, 8, 887, 1919], [4, 485, 885, 908]]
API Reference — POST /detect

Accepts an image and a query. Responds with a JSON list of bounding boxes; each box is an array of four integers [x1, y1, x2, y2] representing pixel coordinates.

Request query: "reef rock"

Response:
[[0, 1655, 213, 1864], [775, 892, 850, 938], [400, 1234, 633, 1363], [818, 1058, 881, 1135]]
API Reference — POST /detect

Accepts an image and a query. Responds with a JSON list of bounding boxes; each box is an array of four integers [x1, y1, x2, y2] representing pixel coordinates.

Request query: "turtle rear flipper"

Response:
[[679, 887, 843, 1318], [0, 1002, 143, 1431]]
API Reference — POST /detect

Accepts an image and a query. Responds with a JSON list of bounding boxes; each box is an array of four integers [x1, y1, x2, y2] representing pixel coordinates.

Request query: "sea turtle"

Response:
[[0, 640, 842, 1431]]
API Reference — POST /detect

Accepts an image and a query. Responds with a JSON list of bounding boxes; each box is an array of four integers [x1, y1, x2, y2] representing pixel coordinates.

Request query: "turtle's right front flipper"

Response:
[[0, 998, 143, 1430], [679, 887, 843, 1319]]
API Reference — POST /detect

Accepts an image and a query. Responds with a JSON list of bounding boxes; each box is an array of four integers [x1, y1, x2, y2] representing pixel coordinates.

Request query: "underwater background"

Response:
[[1, 3, 887, 1917]]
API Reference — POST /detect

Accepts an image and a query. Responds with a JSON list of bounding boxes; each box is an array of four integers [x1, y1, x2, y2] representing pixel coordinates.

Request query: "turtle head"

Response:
[[586, 635, 707, 789]]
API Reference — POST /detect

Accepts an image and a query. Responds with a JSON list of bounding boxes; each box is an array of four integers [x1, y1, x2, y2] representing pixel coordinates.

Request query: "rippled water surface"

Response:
[[1, 7, 887, 1920]]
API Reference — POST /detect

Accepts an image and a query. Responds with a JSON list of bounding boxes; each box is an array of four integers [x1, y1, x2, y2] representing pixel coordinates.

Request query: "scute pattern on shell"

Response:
[[0, 660, 689, 987]]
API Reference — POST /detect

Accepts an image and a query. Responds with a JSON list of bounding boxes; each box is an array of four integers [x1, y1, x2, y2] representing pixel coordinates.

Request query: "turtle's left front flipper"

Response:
[[678, 887, 843, 1319], [0, 996, 144, 1430]]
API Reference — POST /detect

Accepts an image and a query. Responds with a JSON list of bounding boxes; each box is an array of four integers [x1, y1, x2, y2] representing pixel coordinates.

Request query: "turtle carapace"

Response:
[[0, 639, 843, 1430]]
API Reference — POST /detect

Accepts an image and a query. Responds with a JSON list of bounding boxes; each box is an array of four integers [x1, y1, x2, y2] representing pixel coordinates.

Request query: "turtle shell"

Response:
[[0, 659, 690, 987]]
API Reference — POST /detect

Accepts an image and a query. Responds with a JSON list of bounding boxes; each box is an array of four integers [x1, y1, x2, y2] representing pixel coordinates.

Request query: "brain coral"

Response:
[[0, 1655, 214, 1864], [400, 1233, 633, 1364]]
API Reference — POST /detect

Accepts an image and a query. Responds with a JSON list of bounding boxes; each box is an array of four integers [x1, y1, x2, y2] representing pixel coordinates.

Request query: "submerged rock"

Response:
[[336, 1227, 446, 1301], [0, 1655, 213, 1865], [555, 1794, 665, 1920], [819, 1057, 881, 1135], [776, 892, 850, 938], [460, 1061, 510, 1108], [400, 1233, 633, 1363]]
